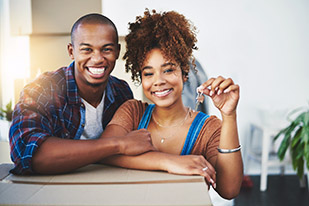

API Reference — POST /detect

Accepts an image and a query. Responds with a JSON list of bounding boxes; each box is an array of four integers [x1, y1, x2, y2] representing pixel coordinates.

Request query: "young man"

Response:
[[9, 13, 155, 175]]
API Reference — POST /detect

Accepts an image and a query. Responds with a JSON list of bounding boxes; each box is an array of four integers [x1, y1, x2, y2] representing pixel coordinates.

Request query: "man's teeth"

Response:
[[154, 89, 170, 95], [88, 67, 105, 74]]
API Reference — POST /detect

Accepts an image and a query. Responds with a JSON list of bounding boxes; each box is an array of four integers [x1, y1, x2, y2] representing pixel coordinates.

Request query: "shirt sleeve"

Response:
[[107, 99, 146, 132], [9, 80, 55, 175]]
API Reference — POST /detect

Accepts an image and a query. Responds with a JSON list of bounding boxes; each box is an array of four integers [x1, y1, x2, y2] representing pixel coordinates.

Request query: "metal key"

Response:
[[195, 91, 204, 111]]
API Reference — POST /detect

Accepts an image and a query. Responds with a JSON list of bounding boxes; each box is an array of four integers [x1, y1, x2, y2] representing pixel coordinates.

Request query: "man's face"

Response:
[[68, 23, 120, 88]]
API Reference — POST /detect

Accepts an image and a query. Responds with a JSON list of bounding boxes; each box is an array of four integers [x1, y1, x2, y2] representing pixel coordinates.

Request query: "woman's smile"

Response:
[[151, 88, 173, 97]]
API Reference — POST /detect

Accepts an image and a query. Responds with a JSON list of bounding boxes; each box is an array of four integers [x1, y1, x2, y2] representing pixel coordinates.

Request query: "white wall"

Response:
[[103, 0, 309, 169]]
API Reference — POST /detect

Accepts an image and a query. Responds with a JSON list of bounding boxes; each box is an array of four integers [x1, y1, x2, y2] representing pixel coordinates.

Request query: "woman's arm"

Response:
[[198, 76, 243, 199], [100, 124, 217, 184], [209, 112, 243, 199]]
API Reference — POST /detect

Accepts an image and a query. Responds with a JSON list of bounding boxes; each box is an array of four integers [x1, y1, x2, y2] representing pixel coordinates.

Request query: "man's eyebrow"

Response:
[[102, 43, 116, 47], [79, 43, 116, 47], [79, 43, 92, 47]]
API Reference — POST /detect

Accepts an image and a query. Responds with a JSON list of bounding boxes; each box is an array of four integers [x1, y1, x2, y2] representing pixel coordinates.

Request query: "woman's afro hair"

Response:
[[123, 9, 198, 83]]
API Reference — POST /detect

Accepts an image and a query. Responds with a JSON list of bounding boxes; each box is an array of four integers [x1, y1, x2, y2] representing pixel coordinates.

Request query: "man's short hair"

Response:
[[70, 13, 119, 45]]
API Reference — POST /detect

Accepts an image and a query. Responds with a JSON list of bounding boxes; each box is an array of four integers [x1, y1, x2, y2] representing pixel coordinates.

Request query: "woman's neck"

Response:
[[152, 103, 188, 127]]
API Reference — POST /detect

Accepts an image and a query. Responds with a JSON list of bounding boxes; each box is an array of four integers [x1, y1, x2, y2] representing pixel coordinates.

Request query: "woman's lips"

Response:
[[151, 88, 173, 97]]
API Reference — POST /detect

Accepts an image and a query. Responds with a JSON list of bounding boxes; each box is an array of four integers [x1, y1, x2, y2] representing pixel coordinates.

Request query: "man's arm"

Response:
[[100, 125, 216, 184], [32, 129, 154, 174]]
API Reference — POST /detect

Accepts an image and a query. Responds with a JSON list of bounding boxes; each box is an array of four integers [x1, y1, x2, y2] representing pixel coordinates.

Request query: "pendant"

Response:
[[161, 138, 165, 143]]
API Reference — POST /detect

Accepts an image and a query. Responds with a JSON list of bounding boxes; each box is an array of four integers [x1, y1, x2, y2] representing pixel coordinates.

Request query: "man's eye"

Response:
[[102, 48, 112, 52], [81, 48, 92, 52]]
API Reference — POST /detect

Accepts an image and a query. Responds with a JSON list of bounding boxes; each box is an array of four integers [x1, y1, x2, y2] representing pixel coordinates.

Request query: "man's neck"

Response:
[[78, 82, 107, 108]]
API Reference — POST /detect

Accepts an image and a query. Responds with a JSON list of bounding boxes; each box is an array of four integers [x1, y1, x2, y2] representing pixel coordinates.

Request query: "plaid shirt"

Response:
[[9, 62, 133, 175]]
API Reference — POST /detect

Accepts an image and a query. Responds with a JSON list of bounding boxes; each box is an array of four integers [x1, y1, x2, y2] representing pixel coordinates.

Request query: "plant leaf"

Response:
[[304, 142, 309, 170], [291, 127, 302, 148], [277, 132, 291, 160], [296, 157, 304, 179]]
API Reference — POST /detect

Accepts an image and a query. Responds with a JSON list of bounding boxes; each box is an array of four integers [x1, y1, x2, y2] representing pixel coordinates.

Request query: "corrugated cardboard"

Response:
[[0, 164, 212, 206]]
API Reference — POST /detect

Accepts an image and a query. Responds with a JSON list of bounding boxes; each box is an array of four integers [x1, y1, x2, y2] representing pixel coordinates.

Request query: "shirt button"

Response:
[[81, 123, 85, 127], [81, 103, 85, 108]]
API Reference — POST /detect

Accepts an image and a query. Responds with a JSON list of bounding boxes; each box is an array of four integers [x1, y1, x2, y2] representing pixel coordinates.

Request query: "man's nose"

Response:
[[91, 51, 105, 63]]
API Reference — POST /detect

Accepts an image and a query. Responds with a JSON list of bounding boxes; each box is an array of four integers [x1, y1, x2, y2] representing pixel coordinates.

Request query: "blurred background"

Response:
[[0, 0, 308, 203]]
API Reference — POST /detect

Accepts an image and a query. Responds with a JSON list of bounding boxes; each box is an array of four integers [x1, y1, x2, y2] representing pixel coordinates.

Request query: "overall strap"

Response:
[[137, 104, 155, 129], [181, 112, 210, 155]]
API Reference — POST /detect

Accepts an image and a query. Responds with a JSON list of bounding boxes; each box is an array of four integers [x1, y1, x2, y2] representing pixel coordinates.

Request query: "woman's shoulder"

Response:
[[122, 99, 148, 110]]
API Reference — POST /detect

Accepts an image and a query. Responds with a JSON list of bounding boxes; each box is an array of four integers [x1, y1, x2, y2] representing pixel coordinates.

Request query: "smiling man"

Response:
[[9, 13, 155, 175]]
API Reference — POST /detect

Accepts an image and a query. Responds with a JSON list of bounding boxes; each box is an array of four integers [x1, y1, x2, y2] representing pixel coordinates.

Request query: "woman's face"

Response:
[[141, 48, 185, 108]]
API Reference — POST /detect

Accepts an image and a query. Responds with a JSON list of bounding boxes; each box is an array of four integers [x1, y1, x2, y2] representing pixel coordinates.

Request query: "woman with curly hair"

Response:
[[102, 9, 243, 199]]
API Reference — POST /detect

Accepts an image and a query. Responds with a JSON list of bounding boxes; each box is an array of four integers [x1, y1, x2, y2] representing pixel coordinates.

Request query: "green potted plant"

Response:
[[274, 105, 309, 178], [0, 100, 13, 121], [0, 101, 13, 141]]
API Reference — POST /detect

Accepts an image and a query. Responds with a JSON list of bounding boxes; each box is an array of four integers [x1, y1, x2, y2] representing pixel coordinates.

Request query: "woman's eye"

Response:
[[143, 73, 153, 77], [164, 68, 175, 73]]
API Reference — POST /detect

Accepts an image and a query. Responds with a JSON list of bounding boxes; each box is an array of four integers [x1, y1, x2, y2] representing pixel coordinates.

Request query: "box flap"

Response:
[[5, 164, 204, 184]]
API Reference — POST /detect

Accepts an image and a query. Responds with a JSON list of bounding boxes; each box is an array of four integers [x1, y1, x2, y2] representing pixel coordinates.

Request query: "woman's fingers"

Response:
[[200, 162, 217, 189], [165, 155, 217, 189], [198, 76, 237, 97]]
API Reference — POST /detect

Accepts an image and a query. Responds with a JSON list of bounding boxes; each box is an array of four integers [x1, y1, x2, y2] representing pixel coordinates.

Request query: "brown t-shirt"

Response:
[[108, 99, 222, 161]]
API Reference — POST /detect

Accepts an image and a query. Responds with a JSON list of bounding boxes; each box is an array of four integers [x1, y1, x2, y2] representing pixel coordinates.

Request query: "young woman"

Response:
[[101, 10, 243, 199]]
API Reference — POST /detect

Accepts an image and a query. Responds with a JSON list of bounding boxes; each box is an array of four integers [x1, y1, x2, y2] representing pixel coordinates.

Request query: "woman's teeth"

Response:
[[154, 89, 171, 96]]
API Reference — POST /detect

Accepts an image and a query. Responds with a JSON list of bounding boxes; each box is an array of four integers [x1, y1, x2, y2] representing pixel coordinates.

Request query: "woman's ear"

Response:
[[183, 75, 188, 83]]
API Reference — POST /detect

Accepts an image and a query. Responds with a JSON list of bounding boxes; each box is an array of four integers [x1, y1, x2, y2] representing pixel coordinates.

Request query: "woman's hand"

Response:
[[197, 76, 240, 116], [163, 155, 217, 189]]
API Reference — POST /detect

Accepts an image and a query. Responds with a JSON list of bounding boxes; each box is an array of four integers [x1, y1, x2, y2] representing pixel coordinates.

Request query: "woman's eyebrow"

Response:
[[142, 66, 153, 71], [161, 62, 176, 67]]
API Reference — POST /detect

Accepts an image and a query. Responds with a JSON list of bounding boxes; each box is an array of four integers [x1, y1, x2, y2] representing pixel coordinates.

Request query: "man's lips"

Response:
[[86, 66, 108, 78], [151, 88, 173, 97], [87, 66, 106, 75]]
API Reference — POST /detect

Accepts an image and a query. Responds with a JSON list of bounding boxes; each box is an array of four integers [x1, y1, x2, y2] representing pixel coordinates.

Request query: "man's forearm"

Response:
[[32, 137, 121, 174]]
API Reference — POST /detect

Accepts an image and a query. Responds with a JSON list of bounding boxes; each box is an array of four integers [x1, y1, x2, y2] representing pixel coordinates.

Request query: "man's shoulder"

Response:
[[109, 75, 130, 86], [24, 66, 70, 97], [108, 75, 133, 97]]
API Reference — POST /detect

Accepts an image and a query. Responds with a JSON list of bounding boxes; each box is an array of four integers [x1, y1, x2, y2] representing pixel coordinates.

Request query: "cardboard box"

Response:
[[0, 164, 212, 205]]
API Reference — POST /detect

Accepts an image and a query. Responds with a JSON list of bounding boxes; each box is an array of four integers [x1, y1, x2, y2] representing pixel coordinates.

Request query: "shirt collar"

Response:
[[65, 62, 81, 105]]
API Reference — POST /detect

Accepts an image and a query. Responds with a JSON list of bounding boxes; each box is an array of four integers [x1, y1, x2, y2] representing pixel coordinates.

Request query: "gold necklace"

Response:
[[152, 107, 190, 143]]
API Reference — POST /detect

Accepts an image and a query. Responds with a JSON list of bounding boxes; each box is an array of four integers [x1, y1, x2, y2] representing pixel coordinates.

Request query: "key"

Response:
[[195, 91, 204, 111]]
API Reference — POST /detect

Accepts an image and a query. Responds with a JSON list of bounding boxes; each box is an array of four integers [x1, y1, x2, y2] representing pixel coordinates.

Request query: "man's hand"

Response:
[[117, 129, 156, 155]]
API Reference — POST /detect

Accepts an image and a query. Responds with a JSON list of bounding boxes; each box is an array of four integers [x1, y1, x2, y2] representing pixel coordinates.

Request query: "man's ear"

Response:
[[183, 75, 188, 83], [67, 43, 74, 60]]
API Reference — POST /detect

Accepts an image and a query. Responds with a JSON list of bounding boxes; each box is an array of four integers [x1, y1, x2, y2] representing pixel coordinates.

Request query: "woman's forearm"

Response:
[[101, 151, 167, 171], [215, 112, 243, 199]]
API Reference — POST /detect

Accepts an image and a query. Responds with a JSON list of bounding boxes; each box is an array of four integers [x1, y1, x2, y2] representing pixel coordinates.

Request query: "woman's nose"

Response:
[[153, 72, 166, 86]]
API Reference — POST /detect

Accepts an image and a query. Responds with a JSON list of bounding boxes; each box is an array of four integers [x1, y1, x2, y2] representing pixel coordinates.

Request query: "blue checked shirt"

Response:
[[9, 62, 133, 175]]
